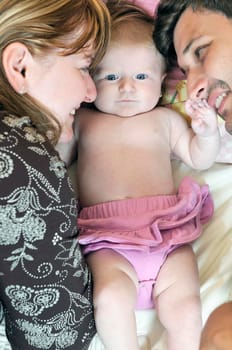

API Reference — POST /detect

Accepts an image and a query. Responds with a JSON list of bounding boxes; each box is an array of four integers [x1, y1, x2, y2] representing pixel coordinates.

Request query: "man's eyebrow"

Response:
[[183, 36, 202, 55]]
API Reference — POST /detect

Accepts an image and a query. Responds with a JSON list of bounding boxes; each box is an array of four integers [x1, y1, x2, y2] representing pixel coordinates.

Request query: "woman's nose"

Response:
[[84, 75, 97, 103]]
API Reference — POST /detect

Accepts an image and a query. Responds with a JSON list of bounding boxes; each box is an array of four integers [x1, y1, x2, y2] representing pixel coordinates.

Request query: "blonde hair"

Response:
[[106, 0, 155, 47], [0, 0, 110, 144]]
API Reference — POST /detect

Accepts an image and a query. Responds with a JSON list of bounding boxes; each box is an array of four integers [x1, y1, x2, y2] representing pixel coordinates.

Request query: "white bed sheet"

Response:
[[0, 160, 231, 349]]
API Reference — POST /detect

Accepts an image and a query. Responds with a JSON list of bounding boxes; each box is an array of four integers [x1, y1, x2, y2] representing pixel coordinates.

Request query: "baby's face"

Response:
[[93, 43, 165, 117]]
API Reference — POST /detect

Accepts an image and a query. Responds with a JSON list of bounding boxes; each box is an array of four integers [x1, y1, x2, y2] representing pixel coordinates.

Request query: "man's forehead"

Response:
[[173, 8, 195, 56], [174, 7, 231, 56], [174, 7, 211, 56]]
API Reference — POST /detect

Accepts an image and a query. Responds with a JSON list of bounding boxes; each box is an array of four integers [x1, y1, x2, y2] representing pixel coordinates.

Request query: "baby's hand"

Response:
[[185, 99, 218, 137]]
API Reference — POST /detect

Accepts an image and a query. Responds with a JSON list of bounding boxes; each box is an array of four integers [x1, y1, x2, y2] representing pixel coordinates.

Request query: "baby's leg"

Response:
[[87, 248, 140, 350], [154, 245, 202, 350]]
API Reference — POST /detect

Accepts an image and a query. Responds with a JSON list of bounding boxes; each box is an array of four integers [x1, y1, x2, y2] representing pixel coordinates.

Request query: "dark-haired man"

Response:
[[153, 0, 232, 135], [153, 2, 232, 349]]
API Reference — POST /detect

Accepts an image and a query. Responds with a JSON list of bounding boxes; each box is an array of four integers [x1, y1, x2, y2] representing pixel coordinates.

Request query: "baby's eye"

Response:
[[135, 73, 148, 80], [105, 74, 119, 81]]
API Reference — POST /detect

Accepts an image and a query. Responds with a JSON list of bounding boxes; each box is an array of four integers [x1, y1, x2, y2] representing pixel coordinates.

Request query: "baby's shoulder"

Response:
[[148, 106, 173, 123], [78, 106, 110, 124], [151, 106, 187, 124], [152, 105, 181, 116], [78, 106, 98, 117]]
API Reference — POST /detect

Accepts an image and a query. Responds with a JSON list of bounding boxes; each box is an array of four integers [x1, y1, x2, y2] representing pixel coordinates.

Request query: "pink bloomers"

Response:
[[78, 177, 213, 309]]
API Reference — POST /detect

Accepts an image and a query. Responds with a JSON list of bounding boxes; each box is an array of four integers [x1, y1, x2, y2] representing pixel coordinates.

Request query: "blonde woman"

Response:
[[0, 1, 110, 349]]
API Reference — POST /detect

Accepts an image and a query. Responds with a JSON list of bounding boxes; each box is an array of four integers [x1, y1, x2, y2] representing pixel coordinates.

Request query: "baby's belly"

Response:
[[78, 165, 175, 207]]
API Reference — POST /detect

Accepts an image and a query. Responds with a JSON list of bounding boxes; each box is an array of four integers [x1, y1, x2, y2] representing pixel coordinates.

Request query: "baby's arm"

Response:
[[170, 99, 220, 169]]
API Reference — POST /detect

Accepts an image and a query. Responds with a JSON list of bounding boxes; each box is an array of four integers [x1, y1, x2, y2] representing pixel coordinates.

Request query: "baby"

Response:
[[66, 1, 220, 349]]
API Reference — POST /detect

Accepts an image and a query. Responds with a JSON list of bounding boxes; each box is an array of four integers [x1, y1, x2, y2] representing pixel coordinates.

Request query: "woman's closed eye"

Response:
[[80, 66, 90, 73]]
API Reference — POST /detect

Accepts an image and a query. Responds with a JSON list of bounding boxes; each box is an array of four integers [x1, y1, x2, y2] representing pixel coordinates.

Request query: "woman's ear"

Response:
[[2, 42, 29, 94]]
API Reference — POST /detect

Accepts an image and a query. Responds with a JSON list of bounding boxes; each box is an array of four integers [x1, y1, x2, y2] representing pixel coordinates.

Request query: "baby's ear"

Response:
[[2, 42, 29, 93]]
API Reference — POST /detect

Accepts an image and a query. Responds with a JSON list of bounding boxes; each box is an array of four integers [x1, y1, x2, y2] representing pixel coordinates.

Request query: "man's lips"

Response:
[[217, 92, 230, 117], [216, 93, 228, 113], [208, 90, 229, 114], [213, 91, 232, 135]]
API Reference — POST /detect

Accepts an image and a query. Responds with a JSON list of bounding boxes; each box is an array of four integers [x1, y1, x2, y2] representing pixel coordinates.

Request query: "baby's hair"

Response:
[[106, 0, 155, 46], [0, 0, 110, 144], [102, 0, 166, 78]]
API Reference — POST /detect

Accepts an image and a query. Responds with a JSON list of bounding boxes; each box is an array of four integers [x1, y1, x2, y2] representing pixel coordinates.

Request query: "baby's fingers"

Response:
[[185, 98, 205, 115]]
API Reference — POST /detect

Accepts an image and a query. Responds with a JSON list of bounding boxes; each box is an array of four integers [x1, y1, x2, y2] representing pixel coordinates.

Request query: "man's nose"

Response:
[[186, 69, 208, 100]]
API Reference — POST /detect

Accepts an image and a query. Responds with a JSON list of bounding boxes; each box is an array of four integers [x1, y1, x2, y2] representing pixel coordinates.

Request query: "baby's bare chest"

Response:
[[79, 114, 169, 156]]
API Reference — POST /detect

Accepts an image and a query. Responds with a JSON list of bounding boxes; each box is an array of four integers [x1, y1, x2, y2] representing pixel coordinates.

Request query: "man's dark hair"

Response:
[[153, 0, 232, 67]]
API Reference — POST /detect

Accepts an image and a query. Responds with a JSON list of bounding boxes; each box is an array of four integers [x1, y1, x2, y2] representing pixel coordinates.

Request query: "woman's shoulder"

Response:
[[0, 111, 46, 142], [0, 110, 74, 203]]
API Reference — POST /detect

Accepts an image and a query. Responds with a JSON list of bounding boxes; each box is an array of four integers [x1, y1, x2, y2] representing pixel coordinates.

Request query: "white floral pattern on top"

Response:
[[0, 112, 95, 350]]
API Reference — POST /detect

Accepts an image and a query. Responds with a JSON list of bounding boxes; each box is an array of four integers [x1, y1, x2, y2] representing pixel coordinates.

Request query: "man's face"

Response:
[[174, 7, 232, 133]]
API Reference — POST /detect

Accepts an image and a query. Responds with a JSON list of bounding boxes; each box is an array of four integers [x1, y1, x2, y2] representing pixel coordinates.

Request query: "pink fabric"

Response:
[[78, 177, 213, 252], [78, 177, 214, 309], [118, 249, 168, 309], [130, 0, 160, 16], [103, 1, 160, 17]]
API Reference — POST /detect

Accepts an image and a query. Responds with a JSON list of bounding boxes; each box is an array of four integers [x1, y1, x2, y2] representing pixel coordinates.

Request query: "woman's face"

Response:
[[26, 45, 97, 142], [174, 8, 232, 133]]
